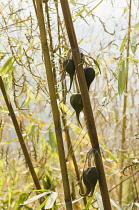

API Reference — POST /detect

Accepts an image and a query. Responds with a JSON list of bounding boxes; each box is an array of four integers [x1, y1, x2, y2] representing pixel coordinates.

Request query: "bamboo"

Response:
[[0, 76, 41, 191], [34, 0, 73, 209], [119, 0, 132, 205], [44, 2, 86, 205], [61, 115, 87, 205], [59, 0, 112, 209]]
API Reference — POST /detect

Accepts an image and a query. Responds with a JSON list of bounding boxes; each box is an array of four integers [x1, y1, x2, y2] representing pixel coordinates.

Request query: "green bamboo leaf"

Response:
[[70, 0, 76, 6], [78, 37, 85, 45], [0, 138, 18, 145], [75, 7, 86, 17], [9, 37, 19, 44], [132, 22, 139, 33], [84, 0, 103, 17], [23, 95, 31, 108], [40, 134, 46, 152], [103, 144, 117, 163], [13, 193, 28, 210], [37, 199, 47, 210], [0, 56, 14, 75], [85, 196, 94, 210], [128, 57, 139, 62], [70, 123, 90, 142], [118, 60, 127, 95], [131, 45, 137, 54], [131, 36, 137, 54], [49, 130, 57, 151], [59, 102, 72, 115], [120, 35, 127, 52], [119, 154, 130, 160], [61, 49, 70, 55]]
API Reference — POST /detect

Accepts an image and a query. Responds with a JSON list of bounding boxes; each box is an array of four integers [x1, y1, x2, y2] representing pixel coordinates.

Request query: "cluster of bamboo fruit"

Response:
[[63, 56, 95, 127]]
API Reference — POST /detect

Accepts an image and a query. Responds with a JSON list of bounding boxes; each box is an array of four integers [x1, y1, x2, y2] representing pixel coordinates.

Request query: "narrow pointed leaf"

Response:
[[21, 192, 51, 205], [44, 192, 58, 209]]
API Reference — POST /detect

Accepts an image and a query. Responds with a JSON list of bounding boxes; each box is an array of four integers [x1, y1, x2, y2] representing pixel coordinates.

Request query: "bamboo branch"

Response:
[[59, 0, 112, 209], [0, 76, 41, 191]]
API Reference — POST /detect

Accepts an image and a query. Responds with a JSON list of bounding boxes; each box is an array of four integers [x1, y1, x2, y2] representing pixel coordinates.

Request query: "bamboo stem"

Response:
[[0, 76, 41, 191], [34, 0, 73, 209], [59, 0, 112, 209], [45, 2, 86, 205], [119, 0, 132, 205], [61, 115, 87, 205]]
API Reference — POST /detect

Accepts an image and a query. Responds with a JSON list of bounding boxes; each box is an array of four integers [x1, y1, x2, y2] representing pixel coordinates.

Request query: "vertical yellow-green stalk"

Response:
[[34, 0, 73, 209], [119, 0, 132, 205]]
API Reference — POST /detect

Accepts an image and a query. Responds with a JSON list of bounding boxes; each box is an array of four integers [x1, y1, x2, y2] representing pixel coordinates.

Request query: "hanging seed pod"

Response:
[[80, 167, 99, 197], [70, 93, 83, 127], [79, 168, 91, 196], [84, 67, 95, 90], [86, 167, 99, 197], [63, 59, 75, 91]]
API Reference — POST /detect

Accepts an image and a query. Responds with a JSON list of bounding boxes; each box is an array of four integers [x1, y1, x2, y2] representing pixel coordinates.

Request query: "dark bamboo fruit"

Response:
[[80, 167, 99, 197], [79, 168, 91, 196], [63, 59, 75, 91], [84, 67, 95, 90], [70, 93, 83, 127]]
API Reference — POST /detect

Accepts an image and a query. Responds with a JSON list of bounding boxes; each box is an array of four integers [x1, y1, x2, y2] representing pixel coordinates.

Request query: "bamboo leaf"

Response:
[[44, 192, 58, 209], [0, 56, 14, 75], [70, 123, 90, 142], [78, 37, 85, 45], [85, 196, 94, 210], [0, 138, 18, 145], [72, 196, 83, 204], [126, 203, 134, 210], [84, 0, 103, 17], [110, 199, 123, 210], [49, 130, 57, 151], [21, 112, 38, 124], [119, 154, 130, 160], [103, 144, 117, 163], [134, 203, 139, 207], [13, 193, 28, 210], [120, 35, 126, 52], [70, 0, 76, 6], [95, 192, 104, 210], [128, 57, 139, 62], [21, 112, 48, 125], [59, 102, 72, 115], [37, 199, 47, 210], [20, 192, 51, 205], [75, 7, 86, 17], [118, 60, 127, 95], [22, 96, 31, 108]]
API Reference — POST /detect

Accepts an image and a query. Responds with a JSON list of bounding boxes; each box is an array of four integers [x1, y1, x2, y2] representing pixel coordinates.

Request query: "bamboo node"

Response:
[[55, 127, 62, 133]]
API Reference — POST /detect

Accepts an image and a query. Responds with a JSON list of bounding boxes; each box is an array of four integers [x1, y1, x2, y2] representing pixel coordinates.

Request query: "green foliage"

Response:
[[118, 60, 127, 95], [13, 193, 29, 210], [0, 56, 15, 76], [49, 129, 57, 152]]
